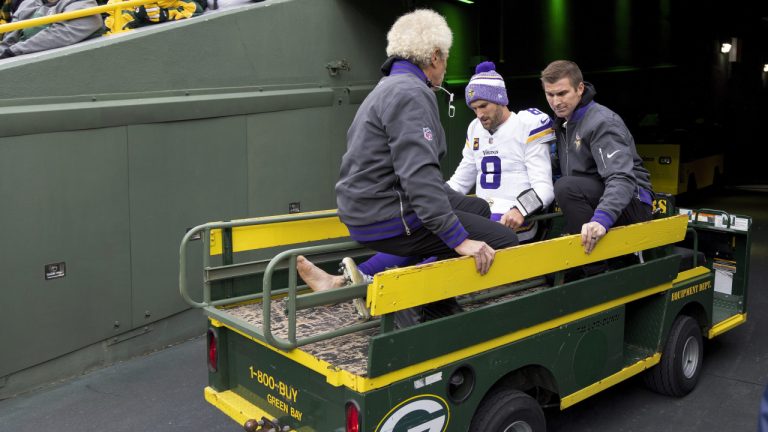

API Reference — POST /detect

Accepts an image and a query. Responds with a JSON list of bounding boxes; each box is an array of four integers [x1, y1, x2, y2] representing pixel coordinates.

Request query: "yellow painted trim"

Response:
[[368, 215, 689, 315], [674, 266, 711, 281], [209, 266, 708, 394], [560, 353, 662, 409], [209, 210, 347, 256], [707, 313, 747, 339], [208, 318, 368, 390], [204, 387, 295, 431]]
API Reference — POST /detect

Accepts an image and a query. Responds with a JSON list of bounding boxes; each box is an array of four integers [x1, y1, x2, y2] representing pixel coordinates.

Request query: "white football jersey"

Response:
[[447, 108, 555, 241]]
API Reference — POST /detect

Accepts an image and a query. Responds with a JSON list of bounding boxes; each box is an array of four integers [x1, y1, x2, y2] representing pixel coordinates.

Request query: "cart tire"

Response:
[[644, 315, 703, 396], [469, 389, 545, 432]]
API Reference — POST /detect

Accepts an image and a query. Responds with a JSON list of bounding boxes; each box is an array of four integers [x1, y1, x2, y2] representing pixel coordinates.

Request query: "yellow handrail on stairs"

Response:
[[0, 0, 159, 35]]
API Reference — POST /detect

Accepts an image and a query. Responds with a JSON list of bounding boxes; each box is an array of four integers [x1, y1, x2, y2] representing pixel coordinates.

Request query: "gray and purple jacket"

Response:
[[335, 57, 468, 248], [553, 82, 653, 229]]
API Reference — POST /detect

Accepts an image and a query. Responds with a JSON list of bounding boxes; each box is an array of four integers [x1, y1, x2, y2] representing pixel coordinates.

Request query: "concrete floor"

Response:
[[1, 188, 765, 432], [0, 337, 239, 432]]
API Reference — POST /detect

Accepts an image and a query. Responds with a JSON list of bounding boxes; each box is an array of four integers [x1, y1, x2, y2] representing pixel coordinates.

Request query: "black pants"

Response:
[[554, 175, 651, 235], [362, 190, 519, 261], [361, 189, 519, 327]]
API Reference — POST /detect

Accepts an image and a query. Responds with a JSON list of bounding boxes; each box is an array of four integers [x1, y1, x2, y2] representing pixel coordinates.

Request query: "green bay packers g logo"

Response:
[[375, 394, 450, 432]]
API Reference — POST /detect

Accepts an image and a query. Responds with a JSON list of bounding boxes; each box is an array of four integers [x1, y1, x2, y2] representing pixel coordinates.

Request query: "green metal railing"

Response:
[[180, 211, 356, 308], [687, 227, 699, 267], [179, 210, 566, 351], [179, 212, 382, 351]]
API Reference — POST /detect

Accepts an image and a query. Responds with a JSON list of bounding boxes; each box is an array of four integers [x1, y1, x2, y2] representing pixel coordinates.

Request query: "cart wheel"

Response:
[[469, 389, 545, 432], [644, 315, 703, 396]]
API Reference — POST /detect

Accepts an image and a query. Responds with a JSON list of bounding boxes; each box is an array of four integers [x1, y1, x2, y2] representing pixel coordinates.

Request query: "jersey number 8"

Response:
[[480, 155, 501, 189]]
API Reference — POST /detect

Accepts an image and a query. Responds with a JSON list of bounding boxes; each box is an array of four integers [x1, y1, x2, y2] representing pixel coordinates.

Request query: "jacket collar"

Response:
[[571, 82, 597, 122], [381, 57, 429, 86], [555, 81, 597, 128]]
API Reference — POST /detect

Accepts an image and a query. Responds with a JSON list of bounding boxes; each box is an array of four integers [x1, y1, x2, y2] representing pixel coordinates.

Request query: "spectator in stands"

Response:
[[0, 0, 22, 34], [0, 0, 102, 59], [105, 0, 204, 33], [0, 0, 9, 26]]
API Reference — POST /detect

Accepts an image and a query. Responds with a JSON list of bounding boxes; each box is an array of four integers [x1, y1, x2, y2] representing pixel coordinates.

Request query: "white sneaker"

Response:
[[341, 257, 371, 321]]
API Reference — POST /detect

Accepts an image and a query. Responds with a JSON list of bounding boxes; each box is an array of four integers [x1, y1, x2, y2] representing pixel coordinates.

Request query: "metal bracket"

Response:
[[107, 325, 152, 346], [325, 59, 350, 77]]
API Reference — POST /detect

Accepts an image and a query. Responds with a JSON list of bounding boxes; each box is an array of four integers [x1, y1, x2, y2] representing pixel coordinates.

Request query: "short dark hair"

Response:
[[541, 60, 583, 89]]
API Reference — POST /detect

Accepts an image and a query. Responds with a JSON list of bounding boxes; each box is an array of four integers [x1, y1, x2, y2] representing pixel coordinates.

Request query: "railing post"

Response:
[[222, 227, 234, 299], [110, 0, 129, 34]]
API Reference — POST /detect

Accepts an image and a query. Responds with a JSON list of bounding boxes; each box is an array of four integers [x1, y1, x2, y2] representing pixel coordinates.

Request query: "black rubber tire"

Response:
[[469, 389, 546, 432], [644, 315, 703, 396]]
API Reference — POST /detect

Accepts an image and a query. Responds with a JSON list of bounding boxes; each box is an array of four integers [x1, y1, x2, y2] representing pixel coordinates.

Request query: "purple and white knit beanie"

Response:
[[465, 61, 508, 107]]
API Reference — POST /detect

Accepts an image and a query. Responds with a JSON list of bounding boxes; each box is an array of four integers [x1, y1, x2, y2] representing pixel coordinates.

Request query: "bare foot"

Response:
[[296, 255, 346, 292]]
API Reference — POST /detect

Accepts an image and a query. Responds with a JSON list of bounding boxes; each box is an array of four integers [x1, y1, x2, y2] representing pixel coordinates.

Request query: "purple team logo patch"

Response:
[[423, 127, 433, 141]]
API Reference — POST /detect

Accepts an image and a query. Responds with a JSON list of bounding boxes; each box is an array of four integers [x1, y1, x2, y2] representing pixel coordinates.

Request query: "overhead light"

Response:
[[457, 0, 474, 3], [764, 64, 768, 72], [720, 43, 732, 54]]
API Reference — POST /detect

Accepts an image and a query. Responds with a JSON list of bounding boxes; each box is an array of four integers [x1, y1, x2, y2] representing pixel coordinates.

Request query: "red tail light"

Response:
[[207, 328, 218, 372], [345, 401, 360, 432]]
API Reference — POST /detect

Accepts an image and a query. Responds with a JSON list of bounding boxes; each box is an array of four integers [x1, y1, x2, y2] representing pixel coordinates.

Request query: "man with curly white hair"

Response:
[[384, 8, 452, 83], [298, 9, 518, 326]]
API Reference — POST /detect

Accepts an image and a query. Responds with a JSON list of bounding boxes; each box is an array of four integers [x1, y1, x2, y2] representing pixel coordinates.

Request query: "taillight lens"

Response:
[[345, 401, 360, 432], [207, 328, 218, 372]]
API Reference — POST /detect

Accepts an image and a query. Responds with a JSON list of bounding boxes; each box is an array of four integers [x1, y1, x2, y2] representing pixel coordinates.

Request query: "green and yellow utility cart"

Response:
[[179, 198, 751, 432]]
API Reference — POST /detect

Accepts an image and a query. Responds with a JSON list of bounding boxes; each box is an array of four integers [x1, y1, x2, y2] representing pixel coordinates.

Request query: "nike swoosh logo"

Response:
[[540, 117, 548, 124], [607, 150, 620, 158]]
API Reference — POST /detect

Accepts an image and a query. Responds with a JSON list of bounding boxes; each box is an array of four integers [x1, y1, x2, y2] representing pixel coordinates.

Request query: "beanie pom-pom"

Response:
[[475, 61, 496, 74]]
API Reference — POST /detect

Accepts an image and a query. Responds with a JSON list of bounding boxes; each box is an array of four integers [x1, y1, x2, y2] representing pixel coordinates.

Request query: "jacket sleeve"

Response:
[[382, 87, 468, 248], [514, 112, 555, 216], [0, 30, 19, 48], [760, 385, 768, 432], [446, 124, 478, 195], [589, 114, 637, 229], [9, 0, 101, 56], [0, 0, 11, 25], [1, 0, 27, 48], [515, 138, 554, 216]]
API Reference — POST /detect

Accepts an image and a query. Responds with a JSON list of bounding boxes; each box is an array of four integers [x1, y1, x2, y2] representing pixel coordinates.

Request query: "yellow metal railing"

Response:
[[368, 215, 689, 315], [0, 0, 157, 35]]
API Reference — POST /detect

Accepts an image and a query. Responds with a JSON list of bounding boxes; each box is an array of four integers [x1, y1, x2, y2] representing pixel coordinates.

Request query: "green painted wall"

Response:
[[0, 128, 133, 377], [0, 0, 479, 394]]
